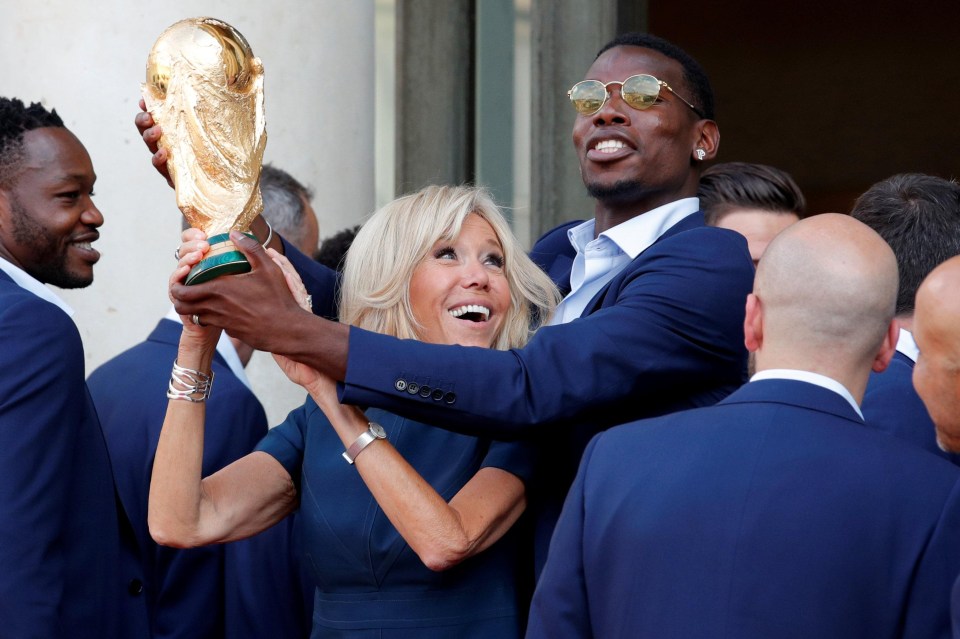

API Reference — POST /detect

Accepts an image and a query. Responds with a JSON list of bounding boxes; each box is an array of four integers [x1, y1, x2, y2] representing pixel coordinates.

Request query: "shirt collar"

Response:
[[163, 307, 252, 389], [0, 256, 75, 317], [751, 368, 863, 419], [895, 327, 918, 362], [566, 197, 700, 259]]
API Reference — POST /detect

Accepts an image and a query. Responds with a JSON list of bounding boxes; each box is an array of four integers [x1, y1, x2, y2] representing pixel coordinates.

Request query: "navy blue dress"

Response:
[[256, 399, 534, 638]]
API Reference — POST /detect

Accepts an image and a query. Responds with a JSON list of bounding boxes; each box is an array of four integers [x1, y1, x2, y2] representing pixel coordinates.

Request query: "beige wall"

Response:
[[0, 1, 376, 425]]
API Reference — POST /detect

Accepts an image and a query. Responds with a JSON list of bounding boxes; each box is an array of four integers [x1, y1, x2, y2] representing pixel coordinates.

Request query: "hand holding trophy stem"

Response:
[[143, 17, 267, 284]]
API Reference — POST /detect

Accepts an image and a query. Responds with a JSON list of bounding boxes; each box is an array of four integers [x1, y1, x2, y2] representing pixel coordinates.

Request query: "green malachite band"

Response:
[[185, 232, 256, 285]]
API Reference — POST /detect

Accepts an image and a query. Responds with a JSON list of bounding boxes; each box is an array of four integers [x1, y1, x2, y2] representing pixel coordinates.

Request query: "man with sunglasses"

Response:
[[142, 33, 754, 573]]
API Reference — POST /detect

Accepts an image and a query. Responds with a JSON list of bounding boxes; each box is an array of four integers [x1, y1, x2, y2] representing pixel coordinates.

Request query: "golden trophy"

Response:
[[143, 17, 267, 284]]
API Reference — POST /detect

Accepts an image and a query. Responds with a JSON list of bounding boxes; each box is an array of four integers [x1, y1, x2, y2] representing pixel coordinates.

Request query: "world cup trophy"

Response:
[[143, 17, 267, 284]]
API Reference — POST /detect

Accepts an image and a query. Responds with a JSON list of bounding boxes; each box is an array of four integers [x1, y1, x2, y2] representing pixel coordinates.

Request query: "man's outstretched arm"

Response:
[[173, 227, 752, 436]]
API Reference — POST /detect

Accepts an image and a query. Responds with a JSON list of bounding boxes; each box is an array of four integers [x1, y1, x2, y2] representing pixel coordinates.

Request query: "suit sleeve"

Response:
[[282, 236, 340, 321], [526, 435, 599, 638], [225, 515, 313, 639], [340, 227, 752, 435], [901, 477, 960, 639], [0, 296, 86, 637]]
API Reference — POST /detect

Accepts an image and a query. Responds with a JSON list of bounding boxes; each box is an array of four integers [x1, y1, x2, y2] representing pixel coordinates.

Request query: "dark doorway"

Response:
[[651, 0, 960, 213]]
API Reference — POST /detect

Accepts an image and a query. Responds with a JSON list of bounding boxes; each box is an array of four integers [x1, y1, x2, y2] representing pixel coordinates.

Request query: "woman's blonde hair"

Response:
[[339, 185, 559, 350]]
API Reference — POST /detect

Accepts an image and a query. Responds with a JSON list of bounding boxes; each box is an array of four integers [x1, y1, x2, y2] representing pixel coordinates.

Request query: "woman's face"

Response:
[[409, 214, 511, 347]]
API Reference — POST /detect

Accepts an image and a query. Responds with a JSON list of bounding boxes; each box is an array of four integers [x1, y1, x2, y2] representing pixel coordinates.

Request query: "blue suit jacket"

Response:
[[528, 379, 960, 639], [293, 213, 753, 567], [863, 350, 960, 465], [87, 318, 311, 639], [953, 577, 960, 638], [0, 270, 148, 638]]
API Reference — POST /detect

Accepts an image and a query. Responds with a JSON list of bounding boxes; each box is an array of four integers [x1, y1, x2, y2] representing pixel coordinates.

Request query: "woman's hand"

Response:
[[267, 249, 336, 399], [170, 235, 220, 349], [175, 227, 210, 269]]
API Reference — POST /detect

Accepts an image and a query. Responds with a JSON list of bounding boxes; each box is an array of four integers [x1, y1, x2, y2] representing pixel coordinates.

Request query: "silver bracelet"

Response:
[[167, 360, 214, 403], [260, 219, 273, 248]]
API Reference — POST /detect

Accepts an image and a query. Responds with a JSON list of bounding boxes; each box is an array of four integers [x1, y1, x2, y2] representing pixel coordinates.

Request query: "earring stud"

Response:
[[696, 149, 706, 161]]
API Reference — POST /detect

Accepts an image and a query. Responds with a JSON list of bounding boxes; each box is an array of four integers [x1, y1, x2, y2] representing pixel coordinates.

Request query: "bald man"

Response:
[[913, 255, 960, 639], [914, 255, 960, 453], [528, 214, 960, 639]]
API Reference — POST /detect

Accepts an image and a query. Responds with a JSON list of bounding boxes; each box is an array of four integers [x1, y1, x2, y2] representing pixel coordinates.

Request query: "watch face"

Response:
[[369, 423, 387, 439]]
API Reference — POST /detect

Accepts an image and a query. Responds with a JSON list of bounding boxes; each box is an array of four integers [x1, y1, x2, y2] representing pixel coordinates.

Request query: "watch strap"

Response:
[[342, 422, 386, 464]]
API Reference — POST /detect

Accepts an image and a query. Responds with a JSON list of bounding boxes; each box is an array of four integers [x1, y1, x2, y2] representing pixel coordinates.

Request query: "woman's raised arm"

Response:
[[148, 256, 297, 548]]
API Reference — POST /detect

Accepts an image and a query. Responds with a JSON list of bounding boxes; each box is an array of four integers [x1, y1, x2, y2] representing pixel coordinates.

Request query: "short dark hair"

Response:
[[699, 162, 807, 225], [315, 225, 360, 272], [0, 98, 64, 188], [260, 164, 314, 247], [597, 32, 714, 120], [851, 173, 960, 317]]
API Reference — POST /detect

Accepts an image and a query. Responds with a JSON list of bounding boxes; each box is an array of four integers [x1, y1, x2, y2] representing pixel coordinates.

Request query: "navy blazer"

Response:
[[863, 350, 960, 465], [528, 380, 960, 639], [87, 318, 311, 639], [0, 270, 148, 638], [953, 577, 960, 638]]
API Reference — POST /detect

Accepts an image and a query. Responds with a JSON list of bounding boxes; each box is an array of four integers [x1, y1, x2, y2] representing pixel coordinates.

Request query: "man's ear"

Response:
[[693, 119, 719, 161], [744, 293, 762, 353], [0, 189, 10, 231], [871, 318, 900, 373]]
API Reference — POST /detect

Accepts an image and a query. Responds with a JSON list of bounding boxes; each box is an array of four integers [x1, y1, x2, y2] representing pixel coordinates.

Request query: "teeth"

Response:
[[449, 305, 490, 321], [73, 242, 93, 250], [594, 139, 626, 153]]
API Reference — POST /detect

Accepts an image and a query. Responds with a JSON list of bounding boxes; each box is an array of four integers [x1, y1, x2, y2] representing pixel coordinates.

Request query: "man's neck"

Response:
[[592, 190, 697, 236]]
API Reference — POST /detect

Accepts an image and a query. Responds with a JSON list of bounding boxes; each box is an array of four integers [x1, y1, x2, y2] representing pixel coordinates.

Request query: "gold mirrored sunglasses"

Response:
[[568, 73, 703, 118]]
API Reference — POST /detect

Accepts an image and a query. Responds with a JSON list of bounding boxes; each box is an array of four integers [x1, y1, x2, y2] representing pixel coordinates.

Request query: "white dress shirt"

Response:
[[895, 328, 918, 363], [751, 368, 863, 419], [550, 197, 700, 325]]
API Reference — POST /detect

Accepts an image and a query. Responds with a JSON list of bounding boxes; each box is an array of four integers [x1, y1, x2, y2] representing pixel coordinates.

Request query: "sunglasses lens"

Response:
[[569, 81, 606, 115], [621, 74, 661, 110]]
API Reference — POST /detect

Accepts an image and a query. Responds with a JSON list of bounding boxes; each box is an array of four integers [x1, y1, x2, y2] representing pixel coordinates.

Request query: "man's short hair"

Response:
[[698, 162, 807, 225], [597, 32, 715, 120], [260, 164, 314, 246], [0, 98, 64, 188], [315, 225, 359, 272], [851, 173, 960, 316]]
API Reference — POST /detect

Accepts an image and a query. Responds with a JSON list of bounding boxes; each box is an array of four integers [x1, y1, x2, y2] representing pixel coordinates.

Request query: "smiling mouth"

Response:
[[449, 304, 490, 322], [594, 139, 627, 153]]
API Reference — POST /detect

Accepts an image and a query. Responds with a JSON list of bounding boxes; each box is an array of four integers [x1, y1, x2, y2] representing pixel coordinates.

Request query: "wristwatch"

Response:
[[342, 422, 387, 464]]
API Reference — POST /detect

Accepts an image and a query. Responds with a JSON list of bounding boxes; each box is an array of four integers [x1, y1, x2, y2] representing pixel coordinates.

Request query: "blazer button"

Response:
[[407, 382, 420, 394], [394, 379, 407, 392], [431, 389, 444, 401], [443, 391, 456, 404], [419, 385, 432, 398], [128, 578, 143, 596]]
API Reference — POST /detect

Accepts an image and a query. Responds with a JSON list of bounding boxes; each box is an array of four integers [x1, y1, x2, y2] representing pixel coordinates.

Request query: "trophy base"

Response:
[[185, 232, 256, 285]]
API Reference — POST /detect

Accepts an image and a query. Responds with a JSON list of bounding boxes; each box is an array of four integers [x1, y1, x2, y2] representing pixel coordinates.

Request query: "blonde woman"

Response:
[[149, 185, 558, 638]]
